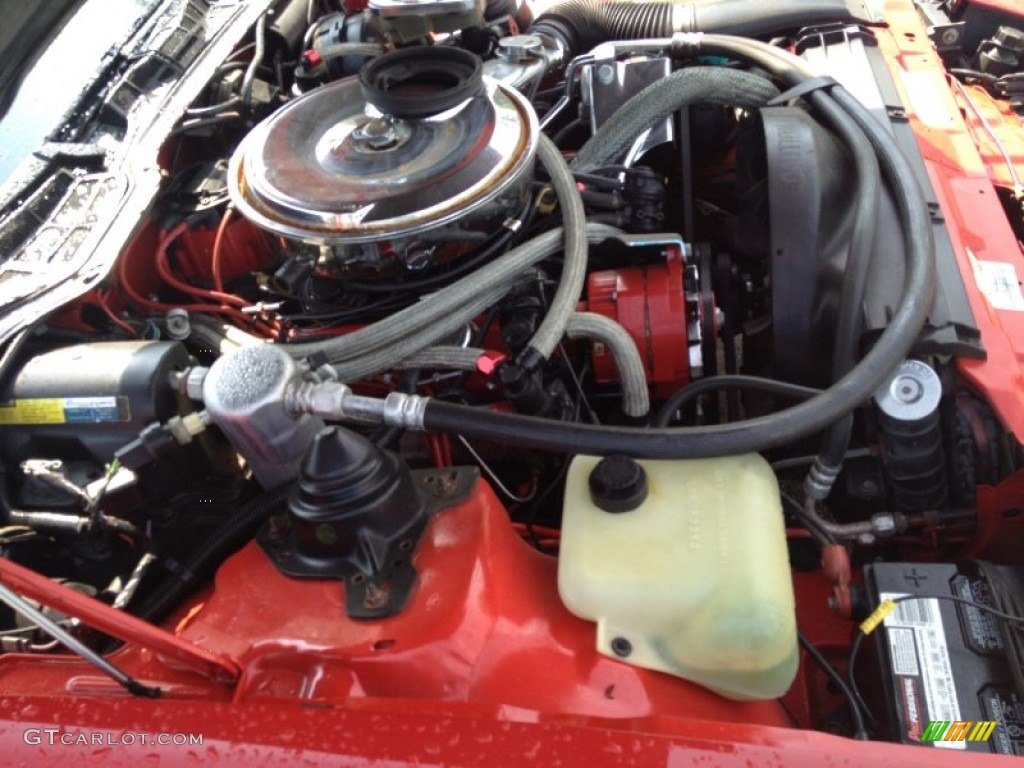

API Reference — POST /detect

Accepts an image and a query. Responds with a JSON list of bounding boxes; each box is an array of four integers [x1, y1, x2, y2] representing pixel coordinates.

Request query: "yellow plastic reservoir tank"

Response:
[[557, 452, 798, 700]]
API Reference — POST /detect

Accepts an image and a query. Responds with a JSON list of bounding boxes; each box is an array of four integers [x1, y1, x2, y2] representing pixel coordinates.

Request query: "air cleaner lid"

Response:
[[228, 51, 537, 245]]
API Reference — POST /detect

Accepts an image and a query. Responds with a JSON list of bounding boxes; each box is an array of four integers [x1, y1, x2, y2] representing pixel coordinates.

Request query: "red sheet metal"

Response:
[[0, 693, 1011, 767], [877, 1, 1024, 441]]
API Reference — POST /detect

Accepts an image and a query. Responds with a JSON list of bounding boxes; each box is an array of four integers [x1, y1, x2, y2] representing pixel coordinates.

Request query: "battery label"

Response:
[[889, 628, 921, 677], [0, 396, 129, 425], [882, 592, 965, 750]]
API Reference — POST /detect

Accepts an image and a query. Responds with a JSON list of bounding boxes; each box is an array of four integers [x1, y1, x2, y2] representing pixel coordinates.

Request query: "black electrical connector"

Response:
[[113, 413, 207, 471], [623, 166, 667, 233], [114, 423, 179, 471], [498, 361, 573, 420]]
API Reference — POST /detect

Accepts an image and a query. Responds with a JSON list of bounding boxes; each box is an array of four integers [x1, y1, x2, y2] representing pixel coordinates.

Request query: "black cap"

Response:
[[588, 455, 648, 513], [995, 26, 1024, 53]]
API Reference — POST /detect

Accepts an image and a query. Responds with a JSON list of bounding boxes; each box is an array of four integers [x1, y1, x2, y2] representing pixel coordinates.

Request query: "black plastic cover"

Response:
[[796, 24, 983, 362], [758, 106, 857, 385], [285, 426, 426, 568], [736, 24, 984, 386]]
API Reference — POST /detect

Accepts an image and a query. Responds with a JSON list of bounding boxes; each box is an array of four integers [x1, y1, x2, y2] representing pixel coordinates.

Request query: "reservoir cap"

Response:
[[588, 455, 648, 513]]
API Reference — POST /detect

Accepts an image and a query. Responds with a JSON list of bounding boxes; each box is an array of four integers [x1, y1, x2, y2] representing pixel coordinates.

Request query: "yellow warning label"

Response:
[[0, 399, 66, 425]]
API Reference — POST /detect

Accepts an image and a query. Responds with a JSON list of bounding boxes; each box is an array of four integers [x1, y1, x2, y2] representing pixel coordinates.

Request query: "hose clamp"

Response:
[[670, 32, 704, 56]]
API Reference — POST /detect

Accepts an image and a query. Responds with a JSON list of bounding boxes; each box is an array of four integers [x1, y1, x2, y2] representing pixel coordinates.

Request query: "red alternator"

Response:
[[585, 242, 707, 399]]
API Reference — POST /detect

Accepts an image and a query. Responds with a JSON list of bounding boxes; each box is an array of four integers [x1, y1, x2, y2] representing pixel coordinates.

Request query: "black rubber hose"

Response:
[[266, 0, 311, 56], [652, 375, 822, 428], [241, 12, 269, 115], [129, 485, 289, 624], [420, 35, 936, 459], [532, 0, 863, 60], [807, 67, 881, 475]]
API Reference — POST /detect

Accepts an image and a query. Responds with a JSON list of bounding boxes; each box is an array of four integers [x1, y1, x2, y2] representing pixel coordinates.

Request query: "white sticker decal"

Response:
[[61, 396, 117, 410], [888, 627, 920, 677], [900, 70, 957, 130], [969, 252, 1024, 312]]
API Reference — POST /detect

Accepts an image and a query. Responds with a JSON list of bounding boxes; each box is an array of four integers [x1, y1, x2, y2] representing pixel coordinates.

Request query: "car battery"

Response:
[[863, 561, 1024, 755]]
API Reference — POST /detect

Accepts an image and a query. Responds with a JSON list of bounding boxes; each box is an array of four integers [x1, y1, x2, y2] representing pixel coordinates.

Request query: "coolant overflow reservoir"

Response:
[[558, 453, 798, 700]]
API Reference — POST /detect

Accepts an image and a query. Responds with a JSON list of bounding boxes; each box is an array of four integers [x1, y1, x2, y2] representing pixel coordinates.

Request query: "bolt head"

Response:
[[610, 636, 632, 657]]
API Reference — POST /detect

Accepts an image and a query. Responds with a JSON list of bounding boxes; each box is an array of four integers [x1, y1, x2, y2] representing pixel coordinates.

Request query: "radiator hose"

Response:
[[532, 0, 867, 60]]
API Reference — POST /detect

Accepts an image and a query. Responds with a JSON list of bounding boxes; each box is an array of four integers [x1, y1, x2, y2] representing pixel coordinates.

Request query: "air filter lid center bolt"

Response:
[[353, 117, 404, 150]]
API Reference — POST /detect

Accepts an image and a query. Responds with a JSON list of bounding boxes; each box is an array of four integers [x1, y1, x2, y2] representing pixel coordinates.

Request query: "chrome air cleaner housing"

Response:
[[228, 47, 538, 275]]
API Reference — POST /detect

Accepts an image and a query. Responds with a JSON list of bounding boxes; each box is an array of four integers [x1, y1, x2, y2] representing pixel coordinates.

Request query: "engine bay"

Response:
[[4, 0, 1024, 759]]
